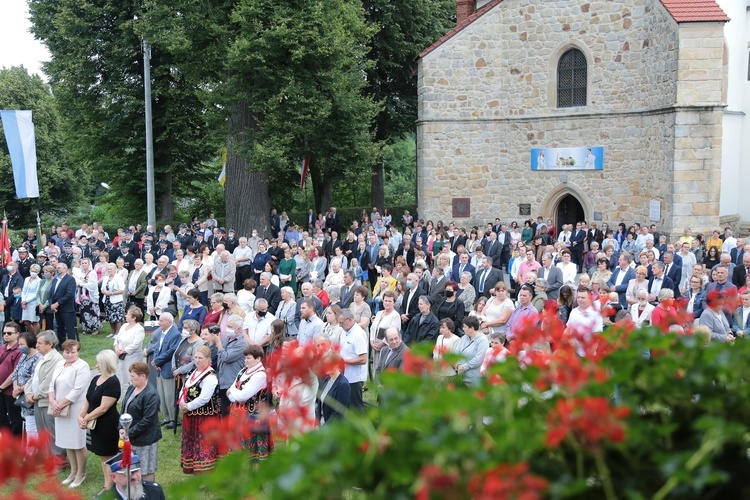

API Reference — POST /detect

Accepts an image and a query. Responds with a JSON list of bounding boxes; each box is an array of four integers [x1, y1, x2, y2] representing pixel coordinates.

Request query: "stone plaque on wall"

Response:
[[452, 198, 470, 218], [519, 204, 531, 216], [594, 211, 603, 221]]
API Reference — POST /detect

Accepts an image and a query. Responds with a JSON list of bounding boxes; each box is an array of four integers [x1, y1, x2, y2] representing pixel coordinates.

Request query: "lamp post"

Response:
[[141, 26, 156, 229]]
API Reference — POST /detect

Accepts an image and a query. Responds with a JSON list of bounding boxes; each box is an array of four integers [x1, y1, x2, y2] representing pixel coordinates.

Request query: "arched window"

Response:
[[557, 48, 587, 108]]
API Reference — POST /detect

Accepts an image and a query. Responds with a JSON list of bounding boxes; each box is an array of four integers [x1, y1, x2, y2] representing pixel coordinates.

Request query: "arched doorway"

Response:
[[556, 194, 584, 234]]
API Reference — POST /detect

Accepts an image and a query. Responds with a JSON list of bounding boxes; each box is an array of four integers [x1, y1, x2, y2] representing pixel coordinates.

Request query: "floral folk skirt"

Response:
[[181, 414, 218, 474], [240, 426, 274, 463]]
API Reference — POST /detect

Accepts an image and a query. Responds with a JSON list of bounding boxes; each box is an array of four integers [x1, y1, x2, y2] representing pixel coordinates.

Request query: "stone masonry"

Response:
[[417, 0, 726, 239]]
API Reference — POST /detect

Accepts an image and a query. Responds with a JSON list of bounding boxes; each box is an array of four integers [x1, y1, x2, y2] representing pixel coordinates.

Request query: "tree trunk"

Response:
[[225, 100, 270, 238], [371, 161, 385, 212], [158, 172, 174, 221]]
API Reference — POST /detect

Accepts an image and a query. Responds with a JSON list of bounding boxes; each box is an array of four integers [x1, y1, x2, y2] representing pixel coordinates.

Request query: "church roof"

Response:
[[660, 0, 729, 23], [418, 0, 503, 60], [418, 0, 728, 60]]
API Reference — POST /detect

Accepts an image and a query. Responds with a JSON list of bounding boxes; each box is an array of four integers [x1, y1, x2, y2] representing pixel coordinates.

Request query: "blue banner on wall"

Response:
[[530, 146, 604, 171]]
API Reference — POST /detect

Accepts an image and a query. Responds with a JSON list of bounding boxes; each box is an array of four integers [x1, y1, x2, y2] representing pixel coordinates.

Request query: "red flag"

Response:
[[0, 218, 10, 267], [300, 156, 310, 190]]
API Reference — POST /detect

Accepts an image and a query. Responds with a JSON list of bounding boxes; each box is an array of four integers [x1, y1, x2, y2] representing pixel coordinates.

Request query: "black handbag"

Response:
[[14, 394, 32, 409]]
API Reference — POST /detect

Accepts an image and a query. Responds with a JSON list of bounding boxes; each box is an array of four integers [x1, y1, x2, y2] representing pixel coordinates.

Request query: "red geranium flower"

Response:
[[468, 461, 548, 500], [546, 397, 630, 451]]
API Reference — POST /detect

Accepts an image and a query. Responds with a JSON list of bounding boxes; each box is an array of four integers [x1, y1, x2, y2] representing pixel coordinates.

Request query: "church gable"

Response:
[[418, 0, 682, 121]]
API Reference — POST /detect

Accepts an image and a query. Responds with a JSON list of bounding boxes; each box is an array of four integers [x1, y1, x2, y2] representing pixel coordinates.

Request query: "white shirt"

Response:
[[567, 305, 603, 357], [233, 245, 254, 267], [614, 267, 628, 287], [298, 315, 324, 345], [226, 364, 267, 403], [341, 324, 368, 383], [243, 313, 276, 344], [651, 276, 663, 297]]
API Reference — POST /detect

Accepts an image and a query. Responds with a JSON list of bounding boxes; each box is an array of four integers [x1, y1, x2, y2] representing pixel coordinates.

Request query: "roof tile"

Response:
[[660, 0, 729, 22]]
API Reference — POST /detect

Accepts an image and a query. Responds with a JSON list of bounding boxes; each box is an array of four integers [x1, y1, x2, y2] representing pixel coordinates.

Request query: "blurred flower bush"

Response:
[[149, 300, 750, 497]]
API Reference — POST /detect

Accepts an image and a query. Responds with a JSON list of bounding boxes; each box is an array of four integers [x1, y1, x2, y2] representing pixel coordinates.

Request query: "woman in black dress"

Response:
[[78, 349, 121, 496]]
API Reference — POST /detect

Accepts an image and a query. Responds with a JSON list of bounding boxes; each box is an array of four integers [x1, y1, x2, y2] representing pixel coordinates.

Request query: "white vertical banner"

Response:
[[1, 110, 39, 198]]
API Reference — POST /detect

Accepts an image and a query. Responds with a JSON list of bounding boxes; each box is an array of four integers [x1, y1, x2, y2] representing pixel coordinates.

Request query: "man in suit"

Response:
[[588, 222, 604, 247], [730, 238, 750, 266], [647, 261, 675, 305], [212, 250, 236, 293], [473, 256, 503, 298], [569, 221, 586, 272], [149, 312, 181, 428], [1, 261, 24, 313], [662, 251, 682, 295], [732, 254, 750, 289], [732, 289, 750, 336], [327, 207, 340, 234], [395, 236, 416, 270], [270, 209, 281, 236], [375, 328, 409, 381], [428, 267, 448, 302], [450, 228, 468, 254], [483, 232, 502, 271], [399, 273, 424, 328], [338, 270, 357, 309], [452, 252, 476, 282], [496, 224, 512, 271], [537, 253, 563, 300], [49, 263, 77, 344], [607, 253, 636, 308], [255, 272, 282, 314]]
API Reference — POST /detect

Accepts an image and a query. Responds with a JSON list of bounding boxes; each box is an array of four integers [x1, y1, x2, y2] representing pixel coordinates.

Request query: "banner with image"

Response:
[[530, 146, 604, 171]]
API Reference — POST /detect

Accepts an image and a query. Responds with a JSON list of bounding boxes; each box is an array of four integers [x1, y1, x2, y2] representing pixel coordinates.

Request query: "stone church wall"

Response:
[[417, 0, 724, 236]]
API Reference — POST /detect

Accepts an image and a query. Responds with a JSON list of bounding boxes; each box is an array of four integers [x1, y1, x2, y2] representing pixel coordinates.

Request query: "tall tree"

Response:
[[0, 66, 87, 226], [363, 0, 455, 210], [143, 0, 378, 234], [28, 0, 220, 223], [226, 0, 378, 218]]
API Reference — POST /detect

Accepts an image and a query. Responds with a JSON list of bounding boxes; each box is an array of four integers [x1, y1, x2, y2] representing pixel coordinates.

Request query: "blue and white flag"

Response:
[[1, 110, 39, 198]]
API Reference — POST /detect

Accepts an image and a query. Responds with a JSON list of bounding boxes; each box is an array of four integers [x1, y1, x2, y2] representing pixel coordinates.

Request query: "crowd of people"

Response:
[[0, 208, 748, 497]]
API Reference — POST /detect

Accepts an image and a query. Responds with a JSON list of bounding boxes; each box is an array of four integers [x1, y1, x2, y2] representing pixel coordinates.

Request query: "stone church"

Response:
[[416, 0, 730, 238]]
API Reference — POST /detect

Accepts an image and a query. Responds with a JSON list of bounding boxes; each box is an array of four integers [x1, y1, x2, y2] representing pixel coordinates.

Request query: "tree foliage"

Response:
[[0, 66, 87, 226], [28, 0, 221, 223], [362, 0, 455, 209]]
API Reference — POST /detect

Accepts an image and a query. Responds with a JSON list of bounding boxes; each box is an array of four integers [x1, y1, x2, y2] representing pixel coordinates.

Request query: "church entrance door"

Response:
[[556, 194, 584, 234]]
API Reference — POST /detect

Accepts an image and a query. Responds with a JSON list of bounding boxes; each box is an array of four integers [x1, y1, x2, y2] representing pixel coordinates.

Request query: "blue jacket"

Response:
[[152, 324, 181, 379], [683, 289, 706, 320], [607, 267, 636, 308]]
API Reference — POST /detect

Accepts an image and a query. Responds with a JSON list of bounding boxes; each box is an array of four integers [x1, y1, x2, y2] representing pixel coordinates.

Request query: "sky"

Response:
[[0, 0, 50, 78]]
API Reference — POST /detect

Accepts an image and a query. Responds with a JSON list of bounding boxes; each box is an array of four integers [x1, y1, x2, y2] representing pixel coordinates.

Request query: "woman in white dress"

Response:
[[556, 250, 578, 286], [368, 291, 401, 370], [114, 306, 146, 395], [101, 263, 126, 336], [21, 263, 42, 334], [49, 340, 90, 489]]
